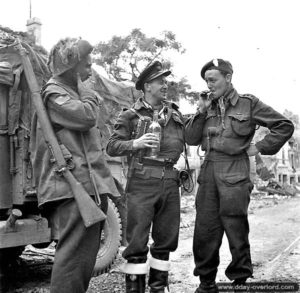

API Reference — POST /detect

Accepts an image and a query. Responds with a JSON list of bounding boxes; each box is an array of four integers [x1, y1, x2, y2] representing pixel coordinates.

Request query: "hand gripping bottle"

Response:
[[148, 110, 161, 158]]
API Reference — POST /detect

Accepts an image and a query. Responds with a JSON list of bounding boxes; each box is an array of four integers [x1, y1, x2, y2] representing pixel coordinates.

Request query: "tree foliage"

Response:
[[93, 28, 185, 82], [167, 77, 199, 103], [283, 109, 299, 128], [93, 28, 198, 102]]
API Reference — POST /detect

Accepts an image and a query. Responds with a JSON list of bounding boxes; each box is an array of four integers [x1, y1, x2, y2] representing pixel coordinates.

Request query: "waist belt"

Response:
[[205, 150, 248, 162], [141, 157, 175, 167], [133, 165, 179, 180]]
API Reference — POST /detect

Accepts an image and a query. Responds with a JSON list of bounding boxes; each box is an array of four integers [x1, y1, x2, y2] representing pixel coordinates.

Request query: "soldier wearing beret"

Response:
[[30, 37, 119, 292], [107, 61, 184, 292], [185, 58, 294, 293]]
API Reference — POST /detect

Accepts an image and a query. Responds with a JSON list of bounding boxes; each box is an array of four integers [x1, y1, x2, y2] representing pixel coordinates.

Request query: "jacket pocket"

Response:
[[228, 113, 254, 136]]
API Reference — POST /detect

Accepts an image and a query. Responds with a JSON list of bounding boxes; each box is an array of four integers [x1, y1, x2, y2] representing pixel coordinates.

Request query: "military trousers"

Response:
[[193, 151, 253, 282], [46, 197, 107, 293], [123, 176, 180, 266]]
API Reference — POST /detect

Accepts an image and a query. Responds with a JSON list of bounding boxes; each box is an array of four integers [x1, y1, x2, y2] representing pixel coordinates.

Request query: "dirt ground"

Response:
[[4, 193, 300, 293]]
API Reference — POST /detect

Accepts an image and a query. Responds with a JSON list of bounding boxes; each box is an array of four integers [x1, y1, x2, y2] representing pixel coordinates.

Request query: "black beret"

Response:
[[136, 61, 171, 90], [200, 58, 233, 79]]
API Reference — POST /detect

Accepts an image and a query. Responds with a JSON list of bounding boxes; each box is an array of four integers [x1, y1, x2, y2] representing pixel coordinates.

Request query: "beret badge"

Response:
[[212, 59, 219, 67]]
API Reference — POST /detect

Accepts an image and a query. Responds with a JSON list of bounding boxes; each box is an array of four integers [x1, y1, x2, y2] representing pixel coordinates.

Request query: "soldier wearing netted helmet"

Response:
[[30, 37, 119, 293]]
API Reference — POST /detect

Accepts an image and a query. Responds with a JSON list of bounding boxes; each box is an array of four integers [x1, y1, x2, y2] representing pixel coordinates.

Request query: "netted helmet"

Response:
[[48, 37, 93, 76]]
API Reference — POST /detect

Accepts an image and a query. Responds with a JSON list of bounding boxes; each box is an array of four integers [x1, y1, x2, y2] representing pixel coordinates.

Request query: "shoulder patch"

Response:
[[54, 95, 71, 105]]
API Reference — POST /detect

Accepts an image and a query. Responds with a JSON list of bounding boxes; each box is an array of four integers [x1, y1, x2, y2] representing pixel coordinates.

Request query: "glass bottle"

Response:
[[148, 110, 161, 158]]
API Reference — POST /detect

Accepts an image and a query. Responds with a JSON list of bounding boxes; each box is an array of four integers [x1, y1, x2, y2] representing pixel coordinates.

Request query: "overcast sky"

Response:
[[1, 0, 299, 116]]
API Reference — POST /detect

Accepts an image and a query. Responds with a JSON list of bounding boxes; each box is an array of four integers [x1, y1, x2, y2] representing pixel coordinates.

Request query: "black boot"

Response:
[[195, 280, 218, 293], [148, 268, 169, 293], [125, 274, 146, 293], [232, 277, 247, 292]]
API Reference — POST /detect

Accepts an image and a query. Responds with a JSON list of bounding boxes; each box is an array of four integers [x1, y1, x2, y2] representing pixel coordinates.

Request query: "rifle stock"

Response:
[[15, 40, 106, 227]]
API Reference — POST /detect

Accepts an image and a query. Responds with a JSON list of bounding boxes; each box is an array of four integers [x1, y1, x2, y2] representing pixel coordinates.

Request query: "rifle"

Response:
[[15, 40, 106, 227]]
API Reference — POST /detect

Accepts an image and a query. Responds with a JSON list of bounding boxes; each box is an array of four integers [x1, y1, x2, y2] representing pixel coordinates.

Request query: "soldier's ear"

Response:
[[225, 74, 232, 83], [144, 82, 151, 92]]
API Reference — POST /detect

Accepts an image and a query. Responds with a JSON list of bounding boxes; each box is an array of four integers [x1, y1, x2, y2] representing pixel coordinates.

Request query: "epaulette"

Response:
[[117, 107, 135, 120], [165, 100, 179, 111], [240, 93, 257, 100], [123, 107, 146, 121], [171, 102, 180, 111], [129, 108, 145, 120]]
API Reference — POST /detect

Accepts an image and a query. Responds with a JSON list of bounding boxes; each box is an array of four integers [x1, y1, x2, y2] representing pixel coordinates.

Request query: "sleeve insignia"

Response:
[[54, 95, 71, 105]]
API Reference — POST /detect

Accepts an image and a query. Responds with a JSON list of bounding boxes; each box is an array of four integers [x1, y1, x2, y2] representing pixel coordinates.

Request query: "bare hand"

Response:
[[132, 133, 159, 150], [77, 73, 94, 98], [197, 95, 212, 113], [247, 144, 259, 156]]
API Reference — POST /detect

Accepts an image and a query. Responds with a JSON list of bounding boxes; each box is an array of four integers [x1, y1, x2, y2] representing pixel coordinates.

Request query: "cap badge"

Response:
[[212, 59, 219, 67]]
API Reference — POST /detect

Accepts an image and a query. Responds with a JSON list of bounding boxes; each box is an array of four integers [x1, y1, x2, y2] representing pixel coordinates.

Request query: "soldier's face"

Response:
[[74, 55, 92, 82], [146, 76, 168, 102], [204, 69, 231, 99]]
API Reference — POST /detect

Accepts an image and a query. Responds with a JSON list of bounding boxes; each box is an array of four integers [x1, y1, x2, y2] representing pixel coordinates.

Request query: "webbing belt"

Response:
[[205, 150, 248, 162], [133, 165, 179, 179]]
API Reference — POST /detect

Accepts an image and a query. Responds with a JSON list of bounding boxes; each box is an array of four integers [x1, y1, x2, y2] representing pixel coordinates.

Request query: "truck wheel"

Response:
[[0, 249, 8, 293], [0, 246, 24, 292], [93, 197, 122, 276]]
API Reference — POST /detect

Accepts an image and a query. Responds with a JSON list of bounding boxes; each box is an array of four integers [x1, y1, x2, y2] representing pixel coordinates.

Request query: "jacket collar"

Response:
[[226, 87, 239, 106], [210, 86, 239, 111], [133, 97, 179, 110], [132, 97, 180, 126], [223, 85, 239, 106], [132, 97, 170, 112], [132, 97, 153, 111]]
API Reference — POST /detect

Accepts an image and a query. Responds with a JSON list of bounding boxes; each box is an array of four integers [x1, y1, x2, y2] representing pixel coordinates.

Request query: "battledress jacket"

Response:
[[106, 98, 184, 163], [30, 77, 120, 207], [185, 87, 294, 155]]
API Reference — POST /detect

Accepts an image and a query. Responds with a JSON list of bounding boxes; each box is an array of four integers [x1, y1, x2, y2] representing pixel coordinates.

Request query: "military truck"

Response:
[[0, 27, 141, 291]]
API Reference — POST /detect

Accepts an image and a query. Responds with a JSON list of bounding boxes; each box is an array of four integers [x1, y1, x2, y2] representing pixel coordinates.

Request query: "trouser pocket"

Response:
[[216, 158, 252, 216]]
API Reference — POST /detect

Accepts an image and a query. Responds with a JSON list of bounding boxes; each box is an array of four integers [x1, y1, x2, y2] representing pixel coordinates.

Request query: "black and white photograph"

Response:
[[0, 0, 299, 292]]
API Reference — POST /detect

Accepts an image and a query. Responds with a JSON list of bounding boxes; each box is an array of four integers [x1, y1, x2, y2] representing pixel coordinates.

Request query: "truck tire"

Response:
[[93, 197, 122, 276], [0, 246, 24, 292], [0, 249, 8, 293]]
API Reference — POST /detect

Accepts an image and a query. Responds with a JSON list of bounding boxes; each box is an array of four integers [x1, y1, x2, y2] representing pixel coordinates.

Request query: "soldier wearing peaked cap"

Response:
[[30, 37, 119, 293], [185, 58, 294, 293], [107, 61, 185, 293], [135, 61, 171, 90]]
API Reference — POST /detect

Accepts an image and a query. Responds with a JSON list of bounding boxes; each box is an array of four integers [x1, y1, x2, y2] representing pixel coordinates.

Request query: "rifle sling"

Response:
[[80, 133, 102, 206]]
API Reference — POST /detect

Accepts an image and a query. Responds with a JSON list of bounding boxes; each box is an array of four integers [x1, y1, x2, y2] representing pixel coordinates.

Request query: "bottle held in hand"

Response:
[[148, 110, 161, 158]]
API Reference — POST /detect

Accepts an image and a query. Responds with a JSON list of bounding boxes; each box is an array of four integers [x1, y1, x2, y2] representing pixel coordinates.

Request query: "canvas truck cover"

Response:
[[0, 27, 142, 208], [0, 28, 50, 208], [86, 69, 142, 159]]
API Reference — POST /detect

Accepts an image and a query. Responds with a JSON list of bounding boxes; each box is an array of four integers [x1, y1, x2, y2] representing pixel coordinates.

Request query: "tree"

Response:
[[93, 28, 185, 82], [283, 109, 299, 128], [167, 77, 199, 103], [93, 29, 198, 102]]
